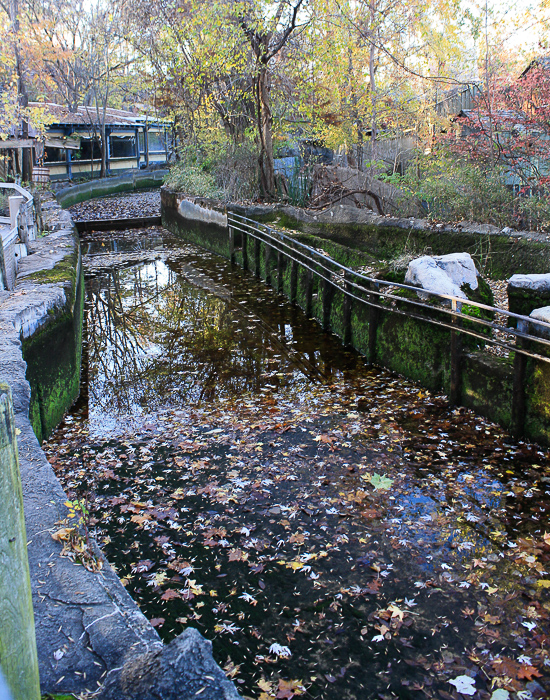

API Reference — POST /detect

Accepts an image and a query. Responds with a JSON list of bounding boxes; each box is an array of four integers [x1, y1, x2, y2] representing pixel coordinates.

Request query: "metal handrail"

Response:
[[227, 211, 550, 365]]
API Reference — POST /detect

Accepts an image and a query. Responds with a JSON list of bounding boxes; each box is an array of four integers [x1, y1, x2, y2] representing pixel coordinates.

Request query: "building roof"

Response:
[[520, 55, 550, 78], [28, 102, 169, 129]]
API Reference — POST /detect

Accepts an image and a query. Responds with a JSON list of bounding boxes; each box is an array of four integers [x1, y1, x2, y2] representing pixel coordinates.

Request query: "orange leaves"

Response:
[[276, 679, 306, 699], [228, 548, 248, 562]]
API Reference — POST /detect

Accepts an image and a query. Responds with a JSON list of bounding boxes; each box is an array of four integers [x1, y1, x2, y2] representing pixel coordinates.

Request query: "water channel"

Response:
[[45, 225, 550, 700]]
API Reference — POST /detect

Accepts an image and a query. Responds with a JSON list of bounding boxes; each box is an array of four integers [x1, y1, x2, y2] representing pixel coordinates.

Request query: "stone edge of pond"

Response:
[[0, 197, 241, 700], [55, 170, 168, 209]]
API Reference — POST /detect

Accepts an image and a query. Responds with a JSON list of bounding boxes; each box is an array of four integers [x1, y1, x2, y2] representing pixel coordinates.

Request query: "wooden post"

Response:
[[511, 319, 528, 438], [265, 243, 272, 286], [368, 282, 380, 366], [242, 231, 248, 271], [322, 276, 335, 330], [228, 225, 235, 265], [343, 272, 352, 346], [305, 270, 314, 317], [449, 299, 462, 405], [0, 384, 40, 700], [290, 260, 298, 304], [254, 238, 261, 278], [277, 251, 283, 293]]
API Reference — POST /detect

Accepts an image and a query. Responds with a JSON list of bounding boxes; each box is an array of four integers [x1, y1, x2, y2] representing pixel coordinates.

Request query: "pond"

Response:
[[45, 227, 550, 700]]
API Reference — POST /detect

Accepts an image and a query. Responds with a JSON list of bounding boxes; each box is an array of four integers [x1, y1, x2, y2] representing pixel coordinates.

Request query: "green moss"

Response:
[[508, 285, 550, 320], [274, 212, 550, 280], [461, 352, 514, 429], [25, 250, 79, 308], [23, 266, 84, 442]]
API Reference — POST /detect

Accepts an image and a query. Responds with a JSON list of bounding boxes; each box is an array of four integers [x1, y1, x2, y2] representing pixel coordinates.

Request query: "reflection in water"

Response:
[[86, 255, 361, 432]]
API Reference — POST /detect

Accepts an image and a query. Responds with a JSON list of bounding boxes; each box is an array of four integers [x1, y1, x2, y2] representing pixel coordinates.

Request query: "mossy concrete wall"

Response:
[[161, 188, 550, 446], [225, 200, 550, 281], [56, 169, 168, 209]]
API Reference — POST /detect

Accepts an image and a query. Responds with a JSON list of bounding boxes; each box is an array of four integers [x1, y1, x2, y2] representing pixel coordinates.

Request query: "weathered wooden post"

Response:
[[343, 272, 352, 346], [0, 384, 40, 700], [368, 282, 380, 366], [290, 260, 298, 304], [277, 251, 283, 293], [322, 276, 335, 331], [242, 230, 248, 271], [305, 270, 313, 317], [228, 223, 235, 265], [511, 319, 528, 438], [265, 243, 273, 286], [254, 238, 261, 278], [449, 299, 462, 405]]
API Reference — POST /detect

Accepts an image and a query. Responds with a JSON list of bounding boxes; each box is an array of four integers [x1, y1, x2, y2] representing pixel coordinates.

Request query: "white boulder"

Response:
[[404, 253, 479, 300], [529, 306, 550, 338], [508, 273, 550, 292]]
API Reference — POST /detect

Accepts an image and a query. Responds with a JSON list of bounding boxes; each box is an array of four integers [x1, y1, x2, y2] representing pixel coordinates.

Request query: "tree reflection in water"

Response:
[[85, 257, 320, 421]]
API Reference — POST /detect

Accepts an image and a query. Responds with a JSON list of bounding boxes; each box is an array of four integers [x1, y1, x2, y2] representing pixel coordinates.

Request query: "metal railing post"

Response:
[[368, 282, 379, 366], [343, 272, 352, 346], [450, 299, 462, 405], [511, 318, 528, 437]]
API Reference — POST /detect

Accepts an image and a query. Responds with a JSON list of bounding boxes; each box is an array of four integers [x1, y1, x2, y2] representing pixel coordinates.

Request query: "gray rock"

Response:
[[508, 273, 550, 292], [529, 306, 550, 338], [99, 628, 241, 700], [404, 253, 479, 299]]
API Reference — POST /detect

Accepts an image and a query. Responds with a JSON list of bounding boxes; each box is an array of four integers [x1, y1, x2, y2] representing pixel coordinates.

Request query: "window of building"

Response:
[[44, 147, 66, 163], [110, 134, 136, 159], [74, 138, 99, 162], [147, 131, 166, 153]]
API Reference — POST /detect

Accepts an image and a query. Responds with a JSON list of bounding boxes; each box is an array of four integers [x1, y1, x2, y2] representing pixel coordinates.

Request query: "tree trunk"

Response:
[[257, 65, 276, 198], [368, 1, 377, 166], [9, 0, 32, 182]]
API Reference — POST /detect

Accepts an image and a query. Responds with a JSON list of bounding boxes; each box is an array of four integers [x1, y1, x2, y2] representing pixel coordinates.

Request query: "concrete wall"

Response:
[[56, 169, 168, 209], [161, 187, 550, 446]]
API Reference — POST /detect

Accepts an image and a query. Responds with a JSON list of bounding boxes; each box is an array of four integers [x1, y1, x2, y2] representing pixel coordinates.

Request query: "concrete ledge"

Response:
[[56, 170, 168, 209]]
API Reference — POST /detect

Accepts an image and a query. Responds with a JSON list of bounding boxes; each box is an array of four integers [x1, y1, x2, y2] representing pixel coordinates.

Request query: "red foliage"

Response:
[[443, 65, 550, 188]]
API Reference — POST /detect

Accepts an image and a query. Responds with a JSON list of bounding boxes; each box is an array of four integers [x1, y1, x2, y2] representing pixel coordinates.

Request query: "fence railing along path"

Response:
[[0, 183, 37, 291], [228, 212, 550, 436]]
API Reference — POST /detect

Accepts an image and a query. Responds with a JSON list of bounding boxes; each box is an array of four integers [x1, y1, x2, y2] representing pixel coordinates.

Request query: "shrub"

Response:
[[385, 151, 516, 227], [164, 162, 222, 200], [166, 139, 260, 203]]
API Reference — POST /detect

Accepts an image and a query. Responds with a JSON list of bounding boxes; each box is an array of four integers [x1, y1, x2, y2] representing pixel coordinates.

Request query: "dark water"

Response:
[[46, 230, 550, 700]]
